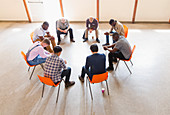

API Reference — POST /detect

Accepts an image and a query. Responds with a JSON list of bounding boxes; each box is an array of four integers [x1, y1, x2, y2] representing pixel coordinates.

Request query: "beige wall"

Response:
[[0, 0, 169, 22]]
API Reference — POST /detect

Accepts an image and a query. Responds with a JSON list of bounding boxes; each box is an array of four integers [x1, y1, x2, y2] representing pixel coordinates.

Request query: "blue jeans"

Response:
[[106, 31, 115, 44], [81, 66, 93, 81], [28, 55, 46, 66]]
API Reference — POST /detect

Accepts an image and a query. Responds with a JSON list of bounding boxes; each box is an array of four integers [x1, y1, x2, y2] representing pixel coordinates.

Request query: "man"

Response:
[[56, 17, 75, 45], [79, 44, 106, 82], [33, 21, 56, 53], [103, 19, 124, 46], [103, 32, 132, 71], [83, 16, 100, 43], [44, 46, 75, 88], [27, 39, 51, 66]]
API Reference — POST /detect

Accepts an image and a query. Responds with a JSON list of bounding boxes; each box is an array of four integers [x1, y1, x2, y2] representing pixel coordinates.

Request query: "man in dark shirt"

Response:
[[83, 17, 100, 43], [79, 44, 106, 82]]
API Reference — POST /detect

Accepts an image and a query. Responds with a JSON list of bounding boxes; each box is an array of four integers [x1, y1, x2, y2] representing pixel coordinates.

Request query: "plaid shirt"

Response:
[[44, 54, 66, 83]]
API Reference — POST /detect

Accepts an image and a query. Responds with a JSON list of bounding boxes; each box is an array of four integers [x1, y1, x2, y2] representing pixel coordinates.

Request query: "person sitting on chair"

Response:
[[27, 39, 51, 66], [83, 16, 100, 43], [56, 17, 75, 45], [103, 32, 131, 71], [33, 21, 56, 53], [79, 44, 106, 82], [103, 19, 124, 46], [44, 46, 75, 88]]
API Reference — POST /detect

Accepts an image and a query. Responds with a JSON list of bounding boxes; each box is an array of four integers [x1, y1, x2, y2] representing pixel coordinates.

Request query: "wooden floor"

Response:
[[0, 22, 170, 115]]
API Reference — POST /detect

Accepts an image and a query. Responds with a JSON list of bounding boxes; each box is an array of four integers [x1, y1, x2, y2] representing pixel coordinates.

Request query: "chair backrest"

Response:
[[128, 45, 136, 61], [30, 32, 34, 43], [37, 75, 56, 86], [90, 72, 108, 83], [21, 51, 34, 67], [123, 25, 128, 38]]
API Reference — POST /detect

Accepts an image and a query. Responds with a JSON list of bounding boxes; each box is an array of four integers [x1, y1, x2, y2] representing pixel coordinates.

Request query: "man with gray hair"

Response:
[[56, 17, 75, 45], [83, 16, 100, 43]]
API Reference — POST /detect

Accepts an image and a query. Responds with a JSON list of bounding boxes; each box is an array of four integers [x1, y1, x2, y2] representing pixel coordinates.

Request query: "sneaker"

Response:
[[96, 38, 100, 43], [83, 38, 88, 42], [106, 66, 114, 71], [102, 43, 110, 46], [70, 39, 75, 42], [57, 41, 61, 45], [65, 81, 75, 88], [78, 76, 84, 82]]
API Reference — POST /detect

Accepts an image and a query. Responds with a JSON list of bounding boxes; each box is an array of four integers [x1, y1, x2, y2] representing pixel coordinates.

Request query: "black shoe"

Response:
[[57, 41, 61, 45], [79, 76, 84, 82], [102, 43, 110, 46], [96, 38, 100, 43], [70, 39, 75, 42], [83, 38, 88, 42], [65, 81, 75, 88], [106, 66, 114, 71]]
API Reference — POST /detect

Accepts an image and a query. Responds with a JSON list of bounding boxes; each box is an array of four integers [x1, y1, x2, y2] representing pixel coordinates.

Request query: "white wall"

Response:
[[0, 0, 169, 22], [136, 0, 170, 22], [62, 0, 95, 21], [100, 0, 134, 21], [0, 0, 28, 21]]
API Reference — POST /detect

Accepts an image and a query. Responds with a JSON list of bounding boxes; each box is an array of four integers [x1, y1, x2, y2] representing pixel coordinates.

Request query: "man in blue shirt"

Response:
[[79, 44, 106, 82]]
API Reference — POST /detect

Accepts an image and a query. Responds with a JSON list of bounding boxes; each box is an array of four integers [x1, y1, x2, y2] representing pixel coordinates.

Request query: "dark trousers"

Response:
[[106, 31, 115, 44], [108, 51, 126, 68], [81, 66, 92, 81], [54, 67, 71, 84], [57, 28, 73, 42]]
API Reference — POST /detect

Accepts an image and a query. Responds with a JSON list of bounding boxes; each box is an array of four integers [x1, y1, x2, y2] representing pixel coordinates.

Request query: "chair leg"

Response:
[[29, 66, 36, 80], [40, 64, 45, 71], [88, 80, 93, 100], [130, 60, 133, 66], [56, 83, 61, 103], [105, 80, 109, 95], [124, 61, 132, 74], [42, 84, 45, 98], [28, 67, 30, 71], [115, 60, 120, 71], [86, 77, 88, 87]]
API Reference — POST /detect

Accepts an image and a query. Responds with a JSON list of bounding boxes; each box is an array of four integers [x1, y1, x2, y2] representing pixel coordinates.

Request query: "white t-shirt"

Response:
[[33, 26, 49, 41]]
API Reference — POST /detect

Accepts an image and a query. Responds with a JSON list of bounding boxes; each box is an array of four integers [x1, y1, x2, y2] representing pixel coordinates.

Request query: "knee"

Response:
[[67, 67, 71, 71]]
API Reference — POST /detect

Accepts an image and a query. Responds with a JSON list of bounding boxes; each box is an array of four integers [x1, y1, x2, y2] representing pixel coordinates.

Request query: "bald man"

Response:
[[83, 17, 100, 43], [56, 17, 75, 45]]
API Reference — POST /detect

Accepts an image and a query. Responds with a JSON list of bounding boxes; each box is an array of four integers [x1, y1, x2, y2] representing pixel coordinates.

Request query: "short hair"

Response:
[[90, 44, 98, 52], [109, 19, 114, 25], [54, 46, 62, 53], [112, 32, 119, 37], [43, 21, 49, 27], [42, 39, 50, 45]]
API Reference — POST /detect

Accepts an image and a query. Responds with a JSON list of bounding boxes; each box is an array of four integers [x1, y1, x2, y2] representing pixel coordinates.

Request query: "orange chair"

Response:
[[30, 32, 34, 43], [21, 51, 44, 80], [115, 45, 136, 74], [123, 25, 128, 38], [86, 72, 109, 100], [37, 75, 63, 103]]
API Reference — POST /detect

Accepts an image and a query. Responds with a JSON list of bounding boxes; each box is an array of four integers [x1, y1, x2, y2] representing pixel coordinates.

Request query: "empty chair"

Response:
[[86, 72, 109, 100], [115, 45, 136, 74], [37, 75, 63, 103]]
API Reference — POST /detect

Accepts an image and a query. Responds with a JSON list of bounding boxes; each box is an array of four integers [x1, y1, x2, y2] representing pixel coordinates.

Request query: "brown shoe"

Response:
[[65, 81, 75, 88], [104, 32, 109, 35], [57, 41, 61, 45], [78, 76, 84, 82], [70, 39, 75, 42]]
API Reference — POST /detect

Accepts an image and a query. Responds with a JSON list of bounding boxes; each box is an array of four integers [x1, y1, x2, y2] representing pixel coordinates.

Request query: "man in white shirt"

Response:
[[103, 19, 124, 46], [27, 39, 51, 66], [33, 21, 56, 53]]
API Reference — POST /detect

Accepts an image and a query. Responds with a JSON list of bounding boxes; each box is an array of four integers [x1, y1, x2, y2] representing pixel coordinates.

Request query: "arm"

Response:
[[61, 59, 67, 70], [86, 19, 89, 30], [104, 47, 118, 53], [85, 57, 90, 70], [93, 19, 98, 30], [109, 27, 113, 33], [38, 47, 50, 58]]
